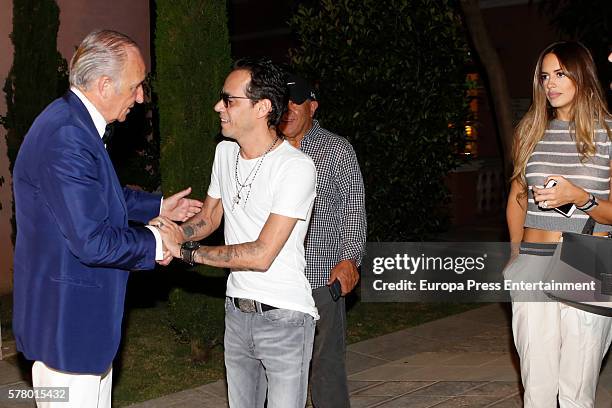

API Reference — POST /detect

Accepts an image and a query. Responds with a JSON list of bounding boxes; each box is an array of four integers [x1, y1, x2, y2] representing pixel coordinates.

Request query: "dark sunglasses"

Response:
[[220, 91, 251, 108]]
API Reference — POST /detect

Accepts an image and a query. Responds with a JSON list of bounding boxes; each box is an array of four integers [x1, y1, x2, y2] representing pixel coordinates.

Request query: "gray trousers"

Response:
[[310, 286, 350, 408]]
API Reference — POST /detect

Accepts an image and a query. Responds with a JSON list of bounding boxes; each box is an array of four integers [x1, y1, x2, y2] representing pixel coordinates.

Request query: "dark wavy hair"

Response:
[[233, 58, 288, 129]]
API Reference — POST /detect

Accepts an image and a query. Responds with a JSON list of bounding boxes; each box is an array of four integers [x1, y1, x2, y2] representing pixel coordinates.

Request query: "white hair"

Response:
[[69, 29, 139, 91]]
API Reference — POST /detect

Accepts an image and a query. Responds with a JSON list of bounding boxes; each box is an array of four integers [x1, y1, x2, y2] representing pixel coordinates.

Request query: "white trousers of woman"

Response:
[[510, 252, 612, 407]]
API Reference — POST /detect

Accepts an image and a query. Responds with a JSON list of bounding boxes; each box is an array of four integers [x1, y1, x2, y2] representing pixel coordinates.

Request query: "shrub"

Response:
[[154, 0, 231, 200], [154, 0, 231, 360], [289, 0, 471, 240], [2, 0, 67, 169], [1, 0, 67, 239]]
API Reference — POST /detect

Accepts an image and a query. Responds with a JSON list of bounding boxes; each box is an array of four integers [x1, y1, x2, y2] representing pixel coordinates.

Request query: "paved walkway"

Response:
[[125, 304, 612, 407], [1, 304, 611, 407]]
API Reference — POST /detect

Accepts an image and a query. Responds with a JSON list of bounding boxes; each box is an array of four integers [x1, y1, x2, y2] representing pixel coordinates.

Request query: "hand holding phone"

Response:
[[538, 179, 576, 217]]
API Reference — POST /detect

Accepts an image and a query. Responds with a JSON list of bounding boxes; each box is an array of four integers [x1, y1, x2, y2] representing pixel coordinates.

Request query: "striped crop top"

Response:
[[524, 119, 612, 233]]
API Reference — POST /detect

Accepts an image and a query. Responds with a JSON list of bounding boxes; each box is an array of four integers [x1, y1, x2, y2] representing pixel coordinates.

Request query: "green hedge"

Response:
[[1, 0, 67, 237], [154, 0, 232, 359], [2, 0, 67, 170], [154, 0, 231, 199], [289, 0, 470, 240]]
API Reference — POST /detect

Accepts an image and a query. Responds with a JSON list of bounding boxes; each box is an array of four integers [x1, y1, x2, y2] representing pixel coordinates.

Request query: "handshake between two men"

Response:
[[149, 187, 206, 266], [149, 192, 224, 267], [150, 215, 187, 266]]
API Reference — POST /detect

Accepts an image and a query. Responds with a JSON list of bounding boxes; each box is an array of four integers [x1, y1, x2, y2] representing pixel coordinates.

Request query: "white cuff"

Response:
[[145, 225, 164, 261]]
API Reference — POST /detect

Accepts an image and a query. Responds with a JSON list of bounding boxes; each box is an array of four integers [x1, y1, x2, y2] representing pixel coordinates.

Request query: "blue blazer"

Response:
[[12, 91, 160, 374]]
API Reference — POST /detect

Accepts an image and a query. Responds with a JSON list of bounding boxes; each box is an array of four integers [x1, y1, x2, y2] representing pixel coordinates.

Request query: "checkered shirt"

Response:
[[299, 120, 367, 289]]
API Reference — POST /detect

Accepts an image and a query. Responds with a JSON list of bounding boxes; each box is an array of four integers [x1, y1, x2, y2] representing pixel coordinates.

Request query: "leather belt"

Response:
[[232, 297, 278, 313]]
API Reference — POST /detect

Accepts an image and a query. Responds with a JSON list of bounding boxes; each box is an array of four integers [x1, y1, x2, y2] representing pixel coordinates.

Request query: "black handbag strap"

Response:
[[581, 217, 596, 235]]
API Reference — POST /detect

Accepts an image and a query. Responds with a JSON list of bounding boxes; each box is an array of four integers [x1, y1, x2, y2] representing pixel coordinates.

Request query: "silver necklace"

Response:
[[232, 137, 279, 211]]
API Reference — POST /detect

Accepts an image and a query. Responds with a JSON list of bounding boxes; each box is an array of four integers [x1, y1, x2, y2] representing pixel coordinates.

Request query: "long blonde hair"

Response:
[[511, 41, 612, 201]]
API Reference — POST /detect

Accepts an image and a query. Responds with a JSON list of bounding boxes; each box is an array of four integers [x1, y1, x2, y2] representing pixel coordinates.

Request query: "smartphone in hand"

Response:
[[329, 279, 342, 301], [539, 180, 576, 217]]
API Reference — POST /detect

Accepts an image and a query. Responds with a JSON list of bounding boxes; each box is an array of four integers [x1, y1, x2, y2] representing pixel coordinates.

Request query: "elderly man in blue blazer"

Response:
[[12, 29, 202, 407]]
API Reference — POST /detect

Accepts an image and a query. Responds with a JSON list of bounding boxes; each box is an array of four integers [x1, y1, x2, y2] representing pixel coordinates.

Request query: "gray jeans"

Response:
[[224, 297, 315, 408]]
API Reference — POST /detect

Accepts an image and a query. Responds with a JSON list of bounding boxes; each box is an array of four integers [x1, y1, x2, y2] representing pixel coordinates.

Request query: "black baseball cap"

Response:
[[286, 73, 317, 104]]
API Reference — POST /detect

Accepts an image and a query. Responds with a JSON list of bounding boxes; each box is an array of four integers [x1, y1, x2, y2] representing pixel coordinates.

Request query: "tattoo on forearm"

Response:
[[182, 219, 207, 238], [194, 242, 264, 269], [183, 225, 194, 238]]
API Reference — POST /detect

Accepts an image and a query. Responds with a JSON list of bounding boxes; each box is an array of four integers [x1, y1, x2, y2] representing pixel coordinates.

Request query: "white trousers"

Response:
[[509, 251, 612, 408], [32, 361, 112, 408]]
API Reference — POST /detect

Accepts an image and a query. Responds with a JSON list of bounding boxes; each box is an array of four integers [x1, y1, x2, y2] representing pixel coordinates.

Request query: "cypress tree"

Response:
[[1, 0, 67, 241], [154, 0, 231, 198], [2, 0, 67, 172], [154, 1, 232, 357]]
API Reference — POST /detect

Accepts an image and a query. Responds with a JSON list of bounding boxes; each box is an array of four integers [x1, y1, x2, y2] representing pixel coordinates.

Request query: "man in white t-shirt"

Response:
[[153, 58, 317, 407]]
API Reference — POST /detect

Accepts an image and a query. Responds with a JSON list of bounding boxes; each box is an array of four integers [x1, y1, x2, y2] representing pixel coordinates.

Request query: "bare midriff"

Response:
[[523, 227, 608, 243]]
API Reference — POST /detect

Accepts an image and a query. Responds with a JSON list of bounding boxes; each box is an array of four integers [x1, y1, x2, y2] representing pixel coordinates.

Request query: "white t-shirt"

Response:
[[208, 139, 318, 318]]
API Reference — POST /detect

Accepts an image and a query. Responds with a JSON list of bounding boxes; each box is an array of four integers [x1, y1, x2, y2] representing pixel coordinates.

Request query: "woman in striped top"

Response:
[[506, 41, 612, 407]]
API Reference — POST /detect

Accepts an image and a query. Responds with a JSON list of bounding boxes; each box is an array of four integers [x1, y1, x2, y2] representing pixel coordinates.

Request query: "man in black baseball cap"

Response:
[[286, 73, 318, 104], [281, 74, 366, 408]]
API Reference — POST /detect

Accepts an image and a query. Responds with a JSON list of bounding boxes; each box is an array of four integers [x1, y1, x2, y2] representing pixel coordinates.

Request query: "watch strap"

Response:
[[180, 241, 200, 266], [577, 193, 598, 212]]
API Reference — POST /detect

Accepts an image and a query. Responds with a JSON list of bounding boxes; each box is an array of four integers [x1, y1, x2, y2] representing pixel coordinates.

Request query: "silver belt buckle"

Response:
[[237, 298, 257, 313]]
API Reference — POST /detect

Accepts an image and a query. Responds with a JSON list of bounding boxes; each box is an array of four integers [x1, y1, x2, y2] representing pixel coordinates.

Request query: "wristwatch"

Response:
[[577, 193, 599, 212], [180, 241, 201, 266]]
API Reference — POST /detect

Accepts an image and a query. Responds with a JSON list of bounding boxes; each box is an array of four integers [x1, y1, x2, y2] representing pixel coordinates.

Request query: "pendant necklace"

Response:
[[233, 137, 279, 211]]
